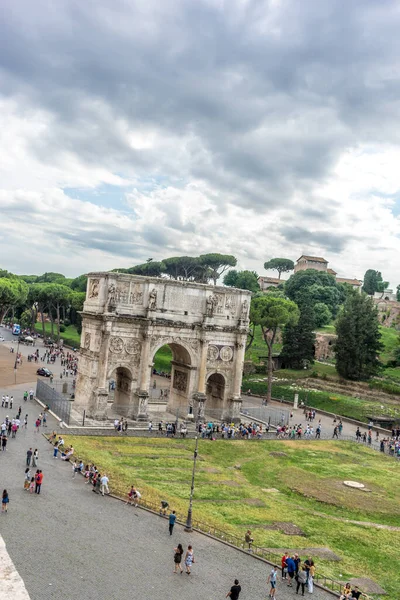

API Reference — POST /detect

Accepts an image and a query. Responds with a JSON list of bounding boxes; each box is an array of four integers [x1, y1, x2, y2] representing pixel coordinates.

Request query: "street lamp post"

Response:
[[184, 435, 199, 533]]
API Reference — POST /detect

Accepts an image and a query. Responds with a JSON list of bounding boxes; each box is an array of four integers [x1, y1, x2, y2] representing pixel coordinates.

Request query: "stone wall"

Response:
[[374, 299, 400, 328], [314, 333, 336, 360]]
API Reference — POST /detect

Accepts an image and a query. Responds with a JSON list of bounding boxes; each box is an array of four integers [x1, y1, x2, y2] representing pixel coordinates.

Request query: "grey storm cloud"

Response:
[[280, 226, 352, 254], [1, 0, 400, 257]]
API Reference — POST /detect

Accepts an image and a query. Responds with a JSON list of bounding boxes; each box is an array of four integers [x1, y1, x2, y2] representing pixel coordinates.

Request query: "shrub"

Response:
[[59, 324, 66, 333]]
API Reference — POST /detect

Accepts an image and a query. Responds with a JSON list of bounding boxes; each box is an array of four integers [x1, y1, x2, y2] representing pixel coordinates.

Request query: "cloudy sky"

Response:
[[1, 0, 400, 286]]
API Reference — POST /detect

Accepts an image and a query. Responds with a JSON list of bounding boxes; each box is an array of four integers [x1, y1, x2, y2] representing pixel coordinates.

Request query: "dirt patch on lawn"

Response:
[[269, 451, 288, 457], [264, 522, 305, 536], [282, 469, 400, 515], [243, 498, 266, 506]]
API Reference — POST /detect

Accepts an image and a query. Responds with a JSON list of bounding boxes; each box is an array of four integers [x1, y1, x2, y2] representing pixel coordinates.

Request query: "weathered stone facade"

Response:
[[314, 333, 336, 360], [374, 299, 400, 328], [74, 273, 251, 422]]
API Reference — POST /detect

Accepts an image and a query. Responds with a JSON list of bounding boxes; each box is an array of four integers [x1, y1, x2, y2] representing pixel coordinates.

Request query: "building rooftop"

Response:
[[297, 255, 328, 264], [336, 277, 362, 286], [327, 268, 337, 275], [258, 276, 284, 284]]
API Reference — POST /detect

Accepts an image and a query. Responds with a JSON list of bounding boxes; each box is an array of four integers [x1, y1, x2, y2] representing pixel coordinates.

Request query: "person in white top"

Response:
[[100, 474, 110, 496]]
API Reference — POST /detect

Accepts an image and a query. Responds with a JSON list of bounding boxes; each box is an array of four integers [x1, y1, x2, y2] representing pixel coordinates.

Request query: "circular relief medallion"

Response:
[[109, 336, 124, 354], [220, 346, 234, 362], [125, 339, 141, 355], [207, 344, 219, 361]]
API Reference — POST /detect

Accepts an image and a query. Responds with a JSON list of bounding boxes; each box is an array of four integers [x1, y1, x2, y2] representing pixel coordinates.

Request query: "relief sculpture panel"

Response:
[[173, 370, 188, 392]]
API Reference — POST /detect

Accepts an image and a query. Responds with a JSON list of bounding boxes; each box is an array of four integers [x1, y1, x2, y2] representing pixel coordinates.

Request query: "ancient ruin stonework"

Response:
[[314, 333, 336, 360], [74, 273, 251, 421]]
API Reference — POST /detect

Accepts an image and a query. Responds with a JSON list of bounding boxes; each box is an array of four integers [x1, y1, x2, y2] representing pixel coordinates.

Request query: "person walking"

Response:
[[32, 449, 39, 467], [100, 474, 109, 496], [286, 555, 296, 587], [26, 448, 33, 466], [281, 551, 289, 580], [168, 510, 177, 535], [296, 567, 307, 596], [308, 562, 315, 594], [24, 468, 31, 490], [2, 489, 9, 513], [173, 543, 184, 574], [226, 578, 241, 599], [53, 441, 59, 459], [1, 434, 7, 452], [267, 566, 278, 599], [35, 470, 43, 494], [184, 545, 194, 575]]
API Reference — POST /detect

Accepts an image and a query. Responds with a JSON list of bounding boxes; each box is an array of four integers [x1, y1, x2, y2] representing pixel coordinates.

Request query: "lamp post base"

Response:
[[184, 507, 193, 532]]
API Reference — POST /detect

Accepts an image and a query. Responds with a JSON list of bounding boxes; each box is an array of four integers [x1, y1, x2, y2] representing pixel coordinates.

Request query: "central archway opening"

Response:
[[150, 342, 192, 418], [110, 366, 133, 416], [206, 372, 226, 414]]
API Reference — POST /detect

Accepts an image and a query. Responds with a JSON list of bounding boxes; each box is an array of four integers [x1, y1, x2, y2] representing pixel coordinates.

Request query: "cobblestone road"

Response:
[[0, 386, 338, 600]]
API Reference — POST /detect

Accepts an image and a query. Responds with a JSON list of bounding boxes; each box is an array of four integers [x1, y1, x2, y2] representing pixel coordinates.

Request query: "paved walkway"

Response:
[[0, 385, 337, 600]]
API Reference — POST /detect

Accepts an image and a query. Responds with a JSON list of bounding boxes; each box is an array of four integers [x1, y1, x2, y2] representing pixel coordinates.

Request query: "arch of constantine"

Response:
[[74, 272, 251, 422]]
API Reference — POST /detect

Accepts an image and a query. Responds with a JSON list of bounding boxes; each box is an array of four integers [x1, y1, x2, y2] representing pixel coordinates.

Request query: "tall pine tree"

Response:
[[281, 304, 316, 368], [335, 292, 383, 380]]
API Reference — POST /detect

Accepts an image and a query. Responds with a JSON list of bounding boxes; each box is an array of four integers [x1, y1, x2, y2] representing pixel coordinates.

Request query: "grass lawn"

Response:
[[34, 322, 81, 347], [379, 326, 399, 364], [153, 345, 173, 373], [245, 325, 281, 363], [274, 362, 338, 380], [64, 436, 399, 597]]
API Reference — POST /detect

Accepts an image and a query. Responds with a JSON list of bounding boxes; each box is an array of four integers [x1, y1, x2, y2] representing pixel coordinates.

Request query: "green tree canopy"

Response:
[[362, 269, 389, 296], [264, 257, 294, 279], [199, 253, 237, 285], [285, 269, 340, 316], [118, 261, 166, 278], [162, 256, 202, 280], [70, 274, 88, 293], [313, 302, 332, 327], [0, 276, 28, 323], [249, 295, 299, 401], [223, 270, 259, 292], [335, 292, 383, 380], [281, 304, 316, 369], [36, 272, 66, 284]]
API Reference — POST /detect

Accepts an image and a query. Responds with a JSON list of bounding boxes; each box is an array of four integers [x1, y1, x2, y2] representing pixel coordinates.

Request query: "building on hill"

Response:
[[374, 289, 397, 302], [336, 277, 363, 291], [294, 255, 328, 273], [257, 276, 286, 291], [293, 255, 362, 291]]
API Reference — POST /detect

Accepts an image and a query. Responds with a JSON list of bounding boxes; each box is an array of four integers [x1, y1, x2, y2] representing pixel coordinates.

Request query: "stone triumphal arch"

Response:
[[74, 272, 251, 421]]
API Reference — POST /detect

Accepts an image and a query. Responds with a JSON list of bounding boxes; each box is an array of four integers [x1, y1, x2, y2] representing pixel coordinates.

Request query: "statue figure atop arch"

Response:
[[74, 272, 251, 422]]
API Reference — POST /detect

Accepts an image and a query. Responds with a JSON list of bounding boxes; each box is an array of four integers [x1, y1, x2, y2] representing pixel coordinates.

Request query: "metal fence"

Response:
[[241, 404, 290, 426], [36, 379, 72, 425]]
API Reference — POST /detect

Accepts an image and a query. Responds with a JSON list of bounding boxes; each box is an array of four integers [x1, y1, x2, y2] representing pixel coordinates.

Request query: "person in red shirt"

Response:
[[35, 470, 43, 494], [281, 552, 289, 580]]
